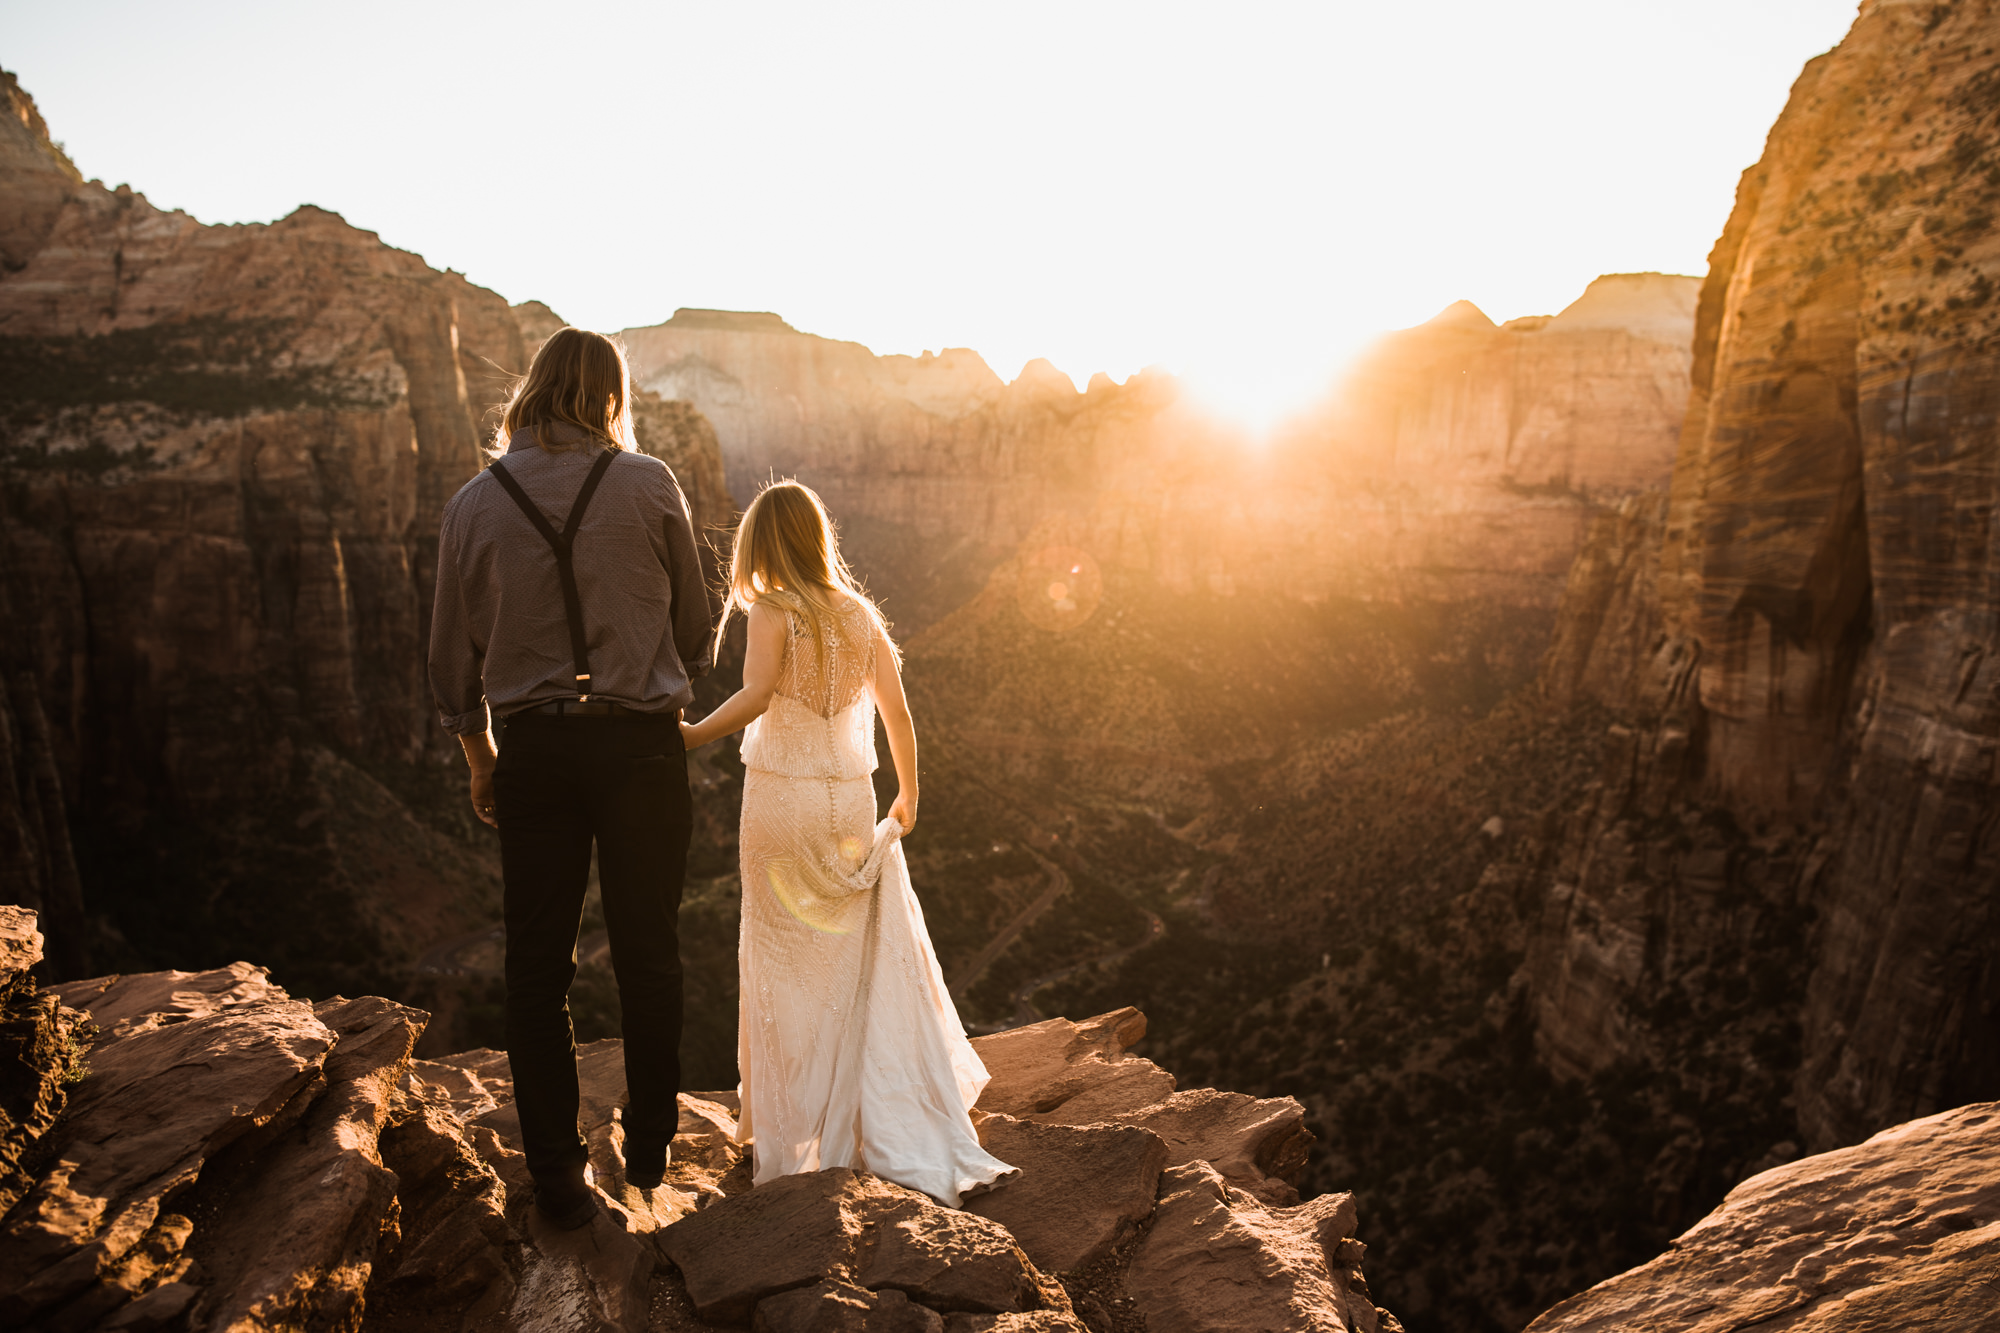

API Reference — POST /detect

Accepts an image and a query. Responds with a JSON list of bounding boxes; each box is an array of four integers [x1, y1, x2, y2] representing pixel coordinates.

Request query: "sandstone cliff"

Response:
[[0, 906, 1399, 1333], [1528, 0, 2000, 1150], [1278, 273, 1698, 605], [0, 73, 732, 1002], [1526, 1100, 2000, 1332]]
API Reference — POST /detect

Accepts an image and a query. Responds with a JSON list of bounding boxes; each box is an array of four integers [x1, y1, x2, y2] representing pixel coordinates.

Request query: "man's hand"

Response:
[[459, 731, 499, 828]]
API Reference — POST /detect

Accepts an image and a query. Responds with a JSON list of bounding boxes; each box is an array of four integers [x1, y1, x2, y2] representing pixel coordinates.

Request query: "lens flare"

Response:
[[1016, 546, 1103, 632], [763, 859, 856, 935]]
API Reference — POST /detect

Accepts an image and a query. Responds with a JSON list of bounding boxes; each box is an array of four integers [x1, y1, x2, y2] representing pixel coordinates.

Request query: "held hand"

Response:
[[889, 790, 917, 835], [680, 719, 701, 750], [468, 763, 498, 828]]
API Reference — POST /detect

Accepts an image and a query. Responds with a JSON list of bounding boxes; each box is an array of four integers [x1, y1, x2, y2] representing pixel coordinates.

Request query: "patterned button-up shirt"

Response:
[[428, 424, 717, 735]]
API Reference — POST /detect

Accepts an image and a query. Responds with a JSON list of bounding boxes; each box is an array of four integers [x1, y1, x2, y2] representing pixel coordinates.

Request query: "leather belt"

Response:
[[515, 699, 664, 718]]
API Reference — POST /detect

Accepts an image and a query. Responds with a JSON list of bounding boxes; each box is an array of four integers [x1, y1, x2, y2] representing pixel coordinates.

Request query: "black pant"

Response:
[[493, 711, 691, 1180]]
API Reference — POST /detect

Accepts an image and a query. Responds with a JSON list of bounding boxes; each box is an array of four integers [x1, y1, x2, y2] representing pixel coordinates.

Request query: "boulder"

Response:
[[754, 1280, 944, 1332], [1525, 1101, 2000, 1332], [177, 995, 424, 1331], [659, 1167, 1054, 1323], [507, 1203, 654, 1333], [429, 1045, 514, 1103], [968, 1008, 1311, 1205], [1099, 1088, 1314, 1204], [963, 1116, 1166, 1273], [0, 969, 334, 1326], [970, 1009, 1168, 1121], [49, 962, 290, 1039], [403, 1058, 503, 1122], [371, 1094, 513, 1311], [1, 907, 76, 1217], [1124, 1162, 1392, 1333], [0, 905, 40, 979], [667, 1093, 752, 1207]]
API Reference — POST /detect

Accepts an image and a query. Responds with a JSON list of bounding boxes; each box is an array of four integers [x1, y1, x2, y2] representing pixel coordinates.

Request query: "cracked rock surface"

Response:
[[0, 911, 1401, 1331], [1526, 1101, 2000, 1333]]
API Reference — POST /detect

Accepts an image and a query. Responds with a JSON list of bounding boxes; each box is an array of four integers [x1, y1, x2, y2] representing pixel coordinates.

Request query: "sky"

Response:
[[5, 0, 1861, 426]]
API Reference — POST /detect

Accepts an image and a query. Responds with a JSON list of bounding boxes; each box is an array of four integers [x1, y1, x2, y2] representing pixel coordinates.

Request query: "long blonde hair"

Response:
[[720, 480, 897, 671], [498, 327, 636, 453]]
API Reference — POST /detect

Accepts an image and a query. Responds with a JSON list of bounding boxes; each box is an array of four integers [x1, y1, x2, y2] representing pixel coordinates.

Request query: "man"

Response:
[[429, 327, 716, 1229]]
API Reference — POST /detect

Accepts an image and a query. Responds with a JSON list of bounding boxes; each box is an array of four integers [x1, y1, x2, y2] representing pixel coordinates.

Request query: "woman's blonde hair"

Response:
[[498, 327, 636, 452], [720, 480, 897, 670]]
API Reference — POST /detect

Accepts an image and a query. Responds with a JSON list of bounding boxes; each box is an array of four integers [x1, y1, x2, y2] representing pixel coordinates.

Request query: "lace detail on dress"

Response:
[[740, 599, 880, 779], [733, 592, 1016, 1207]]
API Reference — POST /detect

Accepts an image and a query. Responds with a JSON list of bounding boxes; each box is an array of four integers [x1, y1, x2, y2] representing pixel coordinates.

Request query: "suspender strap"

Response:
[[487, 449, 619, 700]]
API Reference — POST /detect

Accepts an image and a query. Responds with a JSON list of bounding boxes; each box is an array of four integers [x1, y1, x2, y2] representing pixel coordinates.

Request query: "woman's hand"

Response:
[[678, 604, 785, 752], [889, 790, 918, 834]]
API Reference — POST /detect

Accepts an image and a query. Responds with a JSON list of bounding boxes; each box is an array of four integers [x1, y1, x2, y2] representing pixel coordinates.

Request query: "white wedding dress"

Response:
[[734, 596, 1016, 1206]]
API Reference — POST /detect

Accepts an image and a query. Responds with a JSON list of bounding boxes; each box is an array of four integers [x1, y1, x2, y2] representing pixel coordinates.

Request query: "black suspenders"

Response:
[[486, 449, 619, 701]]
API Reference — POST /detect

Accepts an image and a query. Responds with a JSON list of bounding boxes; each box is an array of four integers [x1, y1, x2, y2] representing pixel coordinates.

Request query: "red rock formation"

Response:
[[1527, 0, 2000, 1149], [0, 905, 1399, 1333], [1525, 1101, 2000, 1333], [0, 70, 81, 272], [0, 72, 732, 993]]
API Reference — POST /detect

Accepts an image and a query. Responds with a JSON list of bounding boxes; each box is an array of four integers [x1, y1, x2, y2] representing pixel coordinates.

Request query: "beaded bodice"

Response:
[[739, 597, 879, 779]]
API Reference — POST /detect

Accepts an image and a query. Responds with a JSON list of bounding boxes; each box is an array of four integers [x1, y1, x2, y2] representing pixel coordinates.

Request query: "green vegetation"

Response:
[[57, 1016, 99, 1086], [0, 316, 388, 419]]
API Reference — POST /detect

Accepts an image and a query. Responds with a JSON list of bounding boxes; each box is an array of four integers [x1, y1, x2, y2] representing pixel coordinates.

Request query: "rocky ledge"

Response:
[[0, 907, 1399, 1332], [1525, 1098, 2000, 1332]]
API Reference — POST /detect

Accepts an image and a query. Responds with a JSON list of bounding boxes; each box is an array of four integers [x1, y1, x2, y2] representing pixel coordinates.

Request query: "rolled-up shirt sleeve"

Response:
[[429, 496, 491, 735], [660, 470, 719, 678]]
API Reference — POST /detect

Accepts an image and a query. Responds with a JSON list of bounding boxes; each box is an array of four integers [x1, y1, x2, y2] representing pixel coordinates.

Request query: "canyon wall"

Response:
[[1529, 0, 2000, 1152], [0, 72, 730, 991], [1276, 271, 1698, 607]]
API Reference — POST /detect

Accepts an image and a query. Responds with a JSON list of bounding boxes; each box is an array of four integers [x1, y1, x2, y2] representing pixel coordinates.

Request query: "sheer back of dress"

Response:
[[739, 595, 880, 780], [774, 596, 876, 718]]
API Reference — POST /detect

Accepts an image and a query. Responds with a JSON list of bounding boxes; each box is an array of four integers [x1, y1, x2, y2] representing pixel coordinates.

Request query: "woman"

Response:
[[680, 481, 1015, 1206]]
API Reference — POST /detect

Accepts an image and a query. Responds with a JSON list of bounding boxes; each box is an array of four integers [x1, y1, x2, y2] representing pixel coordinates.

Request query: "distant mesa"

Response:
[[1546, 271, 1699, 341], [664, 307, 799, 334], [510, 299, 567, 359], [1013, 357, 1079, 394], [1426, 299, 1497, 330], [1416, 274, 1698, 344]]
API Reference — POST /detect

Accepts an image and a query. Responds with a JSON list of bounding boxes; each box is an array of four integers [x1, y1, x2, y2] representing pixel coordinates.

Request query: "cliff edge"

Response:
[[0, 907, 1400, 1333]]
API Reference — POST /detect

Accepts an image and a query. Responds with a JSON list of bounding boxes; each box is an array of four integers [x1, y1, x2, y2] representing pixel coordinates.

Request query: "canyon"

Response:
[[4, 0, 2000, 1328]]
